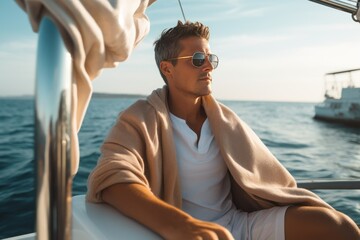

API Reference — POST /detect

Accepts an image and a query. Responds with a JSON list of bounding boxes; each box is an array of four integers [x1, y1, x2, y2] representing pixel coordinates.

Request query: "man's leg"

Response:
[[285, 206, 360, 240]]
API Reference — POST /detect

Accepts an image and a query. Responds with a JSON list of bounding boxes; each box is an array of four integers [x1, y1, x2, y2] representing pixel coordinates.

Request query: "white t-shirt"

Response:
[[170, 113, 236, 226]]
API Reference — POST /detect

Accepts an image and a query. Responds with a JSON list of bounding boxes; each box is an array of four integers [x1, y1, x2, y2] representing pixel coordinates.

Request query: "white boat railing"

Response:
[[309, 0, 360, 22], [34, 16, 73, 240]]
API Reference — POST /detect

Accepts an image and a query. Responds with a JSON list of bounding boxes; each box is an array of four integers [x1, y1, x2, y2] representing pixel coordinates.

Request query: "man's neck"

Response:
[[168, 93, 207, 138]]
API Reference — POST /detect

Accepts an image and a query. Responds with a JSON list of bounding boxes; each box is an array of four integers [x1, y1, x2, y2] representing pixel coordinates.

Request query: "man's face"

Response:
[[164, 36, 215, 98]]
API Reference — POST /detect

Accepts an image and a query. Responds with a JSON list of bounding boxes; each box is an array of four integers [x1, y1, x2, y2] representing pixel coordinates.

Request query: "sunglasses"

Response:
[[167, 52, 219, 69]]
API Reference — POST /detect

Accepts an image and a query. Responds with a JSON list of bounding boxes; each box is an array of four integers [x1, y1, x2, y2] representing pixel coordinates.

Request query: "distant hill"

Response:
[[0, 95, 33, 99], [92, 92, 146, 99]]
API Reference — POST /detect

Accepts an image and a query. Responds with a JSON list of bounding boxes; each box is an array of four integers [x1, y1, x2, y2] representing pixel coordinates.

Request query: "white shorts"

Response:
[[229, 206, 289, 240]]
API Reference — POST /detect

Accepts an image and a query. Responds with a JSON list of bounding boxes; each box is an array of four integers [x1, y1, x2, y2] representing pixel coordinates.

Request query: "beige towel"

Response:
[[16, 0, 156, 174], [87, 86, 332, 211]]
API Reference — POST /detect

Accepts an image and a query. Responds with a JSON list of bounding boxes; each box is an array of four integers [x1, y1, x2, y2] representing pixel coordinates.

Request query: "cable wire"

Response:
[[177, 0, 187, 22]]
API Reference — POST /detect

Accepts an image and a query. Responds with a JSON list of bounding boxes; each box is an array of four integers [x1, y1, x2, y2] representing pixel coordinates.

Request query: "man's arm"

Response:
[[102, 183, 234, 240]]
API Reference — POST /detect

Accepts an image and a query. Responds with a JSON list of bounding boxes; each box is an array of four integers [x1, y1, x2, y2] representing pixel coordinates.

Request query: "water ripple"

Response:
[[262, 139, 310, 149]]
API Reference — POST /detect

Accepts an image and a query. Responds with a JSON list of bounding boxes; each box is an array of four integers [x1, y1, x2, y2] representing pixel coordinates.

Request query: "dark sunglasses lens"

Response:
[[192, 53, 205, 67], [192, 53, 219, 69]]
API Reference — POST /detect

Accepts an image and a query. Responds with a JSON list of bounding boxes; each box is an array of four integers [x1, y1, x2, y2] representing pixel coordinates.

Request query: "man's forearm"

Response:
[[102, 183, 191, 238], [101, 183, 233, 240]]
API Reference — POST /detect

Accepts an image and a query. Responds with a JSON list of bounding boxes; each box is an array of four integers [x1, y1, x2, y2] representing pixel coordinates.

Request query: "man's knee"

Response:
[[285, 206, 359, 240], [315, 207, 358, 233], [286, 206, 339, 230]]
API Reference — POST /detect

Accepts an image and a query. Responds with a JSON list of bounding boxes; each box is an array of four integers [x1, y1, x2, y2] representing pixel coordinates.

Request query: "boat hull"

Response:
[[314, 88, 360, 126], [314, 114, 360, 126]]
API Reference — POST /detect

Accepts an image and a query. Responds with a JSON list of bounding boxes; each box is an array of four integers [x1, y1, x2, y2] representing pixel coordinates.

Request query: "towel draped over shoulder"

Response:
[[87, 86, 332, 212], [16, 0, 156, 174]]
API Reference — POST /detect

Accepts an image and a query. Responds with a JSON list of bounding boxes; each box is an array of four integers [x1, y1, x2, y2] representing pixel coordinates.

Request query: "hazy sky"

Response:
[[1, 0, 360, 102]]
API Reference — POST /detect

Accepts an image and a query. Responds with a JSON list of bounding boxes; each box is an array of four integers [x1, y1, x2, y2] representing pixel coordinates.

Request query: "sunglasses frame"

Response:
[[166, 52, 219, 69]]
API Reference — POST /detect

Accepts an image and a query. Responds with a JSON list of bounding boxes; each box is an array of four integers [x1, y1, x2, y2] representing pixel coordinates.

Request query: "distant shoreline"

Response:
[[92, 92, 146, 99], [0, 92, 147, 99]]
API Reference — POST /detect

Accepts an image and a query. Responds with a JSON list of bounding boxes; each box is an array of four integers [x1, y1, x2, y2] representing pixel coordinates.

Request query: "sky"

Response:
[[1, 0, 360, 102]]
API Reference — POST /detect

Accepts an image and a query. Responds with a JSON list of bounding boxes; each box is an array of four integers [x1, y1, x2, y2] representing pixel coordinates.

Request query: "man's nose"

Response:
[[202, 56, 214, 71]]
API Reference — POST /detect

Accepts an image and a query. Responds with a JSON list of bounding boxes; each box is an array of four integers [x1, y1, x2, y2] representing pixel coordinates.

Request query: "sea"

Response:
[[0, 96, 360, 238]]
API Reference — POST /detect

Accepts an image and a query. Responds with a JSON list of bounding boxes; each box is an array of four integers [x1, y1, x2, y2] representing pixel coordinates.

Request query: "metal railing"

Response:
[[34, 16, 73, 240], [298, 179, 360, 189], [309, 0, 358, 13], [309, 0, 360, 22]]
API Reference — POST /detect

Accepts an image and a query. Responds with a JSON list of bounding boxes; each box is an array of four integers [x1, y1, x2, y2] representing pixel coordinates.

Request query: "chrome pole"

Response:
[[309, 0, 358, 14], [34, 17, 72, 239]]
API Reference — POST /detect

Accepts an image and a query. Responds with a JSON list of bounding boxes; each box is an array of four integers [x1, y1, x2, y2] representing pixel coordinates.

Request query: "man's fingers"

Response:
[[201, 230, 219, 240], [200, 225, 234, 240], [215, 228, 234, 240]]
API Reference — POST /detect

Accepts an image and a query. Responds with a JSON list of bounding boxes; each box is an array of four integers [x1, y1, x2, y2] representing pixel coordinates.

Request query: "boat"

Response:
[[314, 68, 360, 126], [4, 0, 360, 239]]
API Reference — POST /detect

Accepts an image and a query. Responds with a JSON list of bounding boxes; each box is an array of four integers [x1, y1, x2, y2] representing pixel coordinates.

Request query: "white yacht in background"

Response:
[[314, 68, 360, 126]]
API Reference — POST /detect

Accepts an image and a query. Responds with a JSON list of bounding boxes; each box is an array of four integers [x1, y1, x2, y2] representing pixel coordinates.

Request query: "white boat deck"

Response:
[[4, 195, 161, 240]]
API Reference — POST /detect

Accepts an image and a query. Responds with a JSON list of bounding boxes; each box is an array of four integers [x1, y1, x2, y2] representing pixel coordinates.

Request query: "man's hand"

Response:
[[165, 216, 234, 240]]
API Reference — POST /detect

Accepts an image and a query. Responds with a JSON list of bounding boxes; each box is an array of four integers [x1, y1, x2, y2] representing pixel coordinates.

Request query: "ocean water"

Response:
[[0, 97, 359, 238]]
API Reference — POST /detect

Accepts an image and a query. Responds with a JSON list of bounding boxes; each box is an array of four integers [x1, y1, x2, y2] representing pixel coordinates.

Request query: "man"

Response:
[[87, 21, 359, 239]]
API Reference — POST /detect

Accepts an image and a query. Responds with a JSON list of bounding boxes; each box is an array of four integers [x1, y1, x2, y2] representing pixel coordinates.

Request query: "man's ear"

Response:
[[160, 61, 172, 79]]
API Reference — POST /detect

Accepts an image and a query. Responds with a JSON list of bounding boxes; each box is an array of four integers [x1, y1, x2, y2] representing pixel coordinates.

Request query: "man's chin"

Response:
[[199, 89, 212, 96]]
